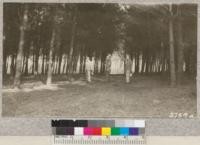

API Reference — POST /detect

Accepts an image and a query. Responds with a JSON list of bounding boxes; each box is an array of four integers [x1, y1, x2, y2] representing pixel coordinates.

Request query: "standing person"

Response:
[[85, 56, 93, 83], [125, 54, 132, 83], [105, 54, 112, 80]]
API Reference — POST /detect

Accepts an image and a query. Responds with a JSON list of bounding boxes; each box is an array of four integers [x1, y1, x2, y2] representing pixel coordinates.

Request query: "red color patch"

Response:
[[92, 128, 101, 135]]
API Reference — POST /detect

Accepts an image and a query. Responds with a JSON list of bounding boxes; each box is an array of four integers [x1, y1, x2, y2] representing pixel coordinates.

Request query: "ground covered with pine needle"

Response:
[[2, 75, 196, 118]]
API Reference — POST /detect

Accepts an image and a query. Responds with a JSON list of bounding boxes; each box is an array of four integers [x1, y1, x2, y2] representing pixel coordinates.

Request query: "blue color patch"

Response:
[[129, 128, 139, 135]]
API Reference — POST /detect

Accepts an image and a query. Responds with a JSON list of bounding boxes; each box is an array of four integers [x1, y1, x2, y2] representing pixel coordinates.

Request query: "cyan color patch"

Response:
[[120, 127, 129, 135]]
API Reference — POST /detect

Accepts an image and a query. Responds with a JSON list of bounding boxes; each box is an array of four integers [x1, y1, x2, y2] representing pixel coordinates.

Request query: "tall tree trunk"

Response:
[[62, 55, 67, 74], [46, 28, 56, 85], [67, 10, 77, 80], [83, 55, 87, 73], [189, 46, 196, 76], [32, 54, 35, 75], [161, 42, 166, 73], [3, 47, 7, 76], [146, 54, 150, 74], [169, 5, 176, 86], [58, 55, 62, 74], [34, 50, 39, 75], [24, 44, 30, 75], [94, 56, 98, 74], [79, 47, 84, 73], [55, 28, 62, 74], [141, 53, 146, 74], [149, 56, 153, 73], [41, 53, 45, 75], [13, 5, 28, 87], [34, 27, 42, 76], [22, 55, 26, 74], [53, 55, 56, 74], [46, 6, 62, 84], [135, 52, 139, 74], [11, 55, 15, 76], [177, 17, 184, 84]]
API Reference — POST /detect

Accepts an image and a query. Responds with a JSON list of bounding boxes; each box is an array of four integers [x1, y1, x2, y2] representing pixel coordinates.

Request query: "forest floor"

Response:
[[2, 74, 196, 118]]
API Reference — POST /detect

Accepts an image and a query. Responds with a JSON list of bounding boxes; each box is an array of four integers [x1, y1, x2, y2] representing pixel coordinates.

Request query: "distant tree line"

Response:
[[3, 3, 197, 87]]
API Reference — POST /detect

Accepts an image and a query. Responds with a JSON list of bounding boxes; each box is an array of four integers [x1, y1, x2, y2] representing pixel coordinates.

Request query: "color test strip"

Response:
[[52, 120, 145, 136], [52, 120, 145, 127], [54, 127, 143, 136]]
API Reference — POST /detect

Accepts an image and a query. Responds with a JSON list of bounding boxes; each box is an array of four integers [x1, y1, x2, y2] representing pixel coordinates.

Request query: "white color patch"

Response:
[[74, 127, 83, 135], [134, 120, 145, 128]]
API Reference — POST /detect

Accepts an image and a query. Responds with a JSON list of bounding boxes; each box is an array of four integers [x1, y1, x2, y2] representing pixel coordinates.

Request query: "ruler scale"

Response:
[[52, 120, 146, 145], [53, 136, 146, 145]]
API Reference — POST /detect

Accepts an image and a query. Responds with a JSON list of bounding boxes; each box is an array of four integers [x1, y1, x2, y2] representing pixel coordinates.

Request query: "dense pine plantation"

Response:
[[2, 3, 197, 117], [3, 3, 197, 87]]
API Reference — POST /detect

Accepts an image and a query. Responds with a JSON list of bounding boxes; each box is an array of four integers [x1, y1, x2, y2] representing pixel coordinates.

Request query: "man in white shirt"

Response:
[[125, 54, 132, 83], [85, 56, 94, 82]]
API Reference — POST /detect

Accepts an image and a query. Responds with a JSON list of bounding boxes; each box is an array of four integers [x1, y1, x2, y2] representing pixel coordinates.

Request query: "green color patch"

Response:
[[111, 127, 120, 135]]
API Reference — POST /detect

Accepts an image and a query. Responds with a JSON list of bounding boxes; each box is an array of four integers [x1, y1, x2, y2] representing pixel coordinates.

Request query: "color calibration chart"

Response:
[[52, 120, 146, 145]]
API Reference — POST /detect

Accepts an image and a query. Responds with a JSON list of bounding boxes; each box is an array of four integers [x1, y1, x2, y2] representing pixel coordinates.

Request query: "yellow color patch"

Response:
[[101, 127, 111, 136]]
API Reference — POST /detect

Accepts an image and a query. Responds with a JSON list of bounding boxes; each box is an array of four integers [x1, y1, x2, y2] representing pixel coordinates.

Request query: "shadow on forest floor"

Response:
[[2, 74, 197, 118]]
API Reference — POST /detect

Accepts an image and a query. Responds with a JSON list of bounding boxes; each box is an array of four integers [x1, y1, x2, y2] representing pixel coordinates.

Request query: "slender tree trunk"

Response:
[[151, 55, 156, 73], [74, 55, 78, 73], [13, 5, 28, 87], [24, 48, 30, 75], [146, 13, 151, 75], [149, 56, 153, 73], [141, 53, 145, 74], [83, 55, 86, 73], [169, 5, 176, 86], [100, 57, 105, 74], [135, 52, 139, 74], [177, 18, 184, 84], [146, 54, 150, 74], [3, 48, 7, 76], [11, 55, 15, 76], [42, 53, 45, 75], [52, 55, 56, 74], [46, 28, 56, 85], [34, 50, 39, 75], [45, 56, 48, 74], [32, 54, 35, 75], [55, 28, 62, 75], [63, 55, 67, 74], [94, 56, 98, 74], [80, 47, 84, 73], [58, 54, 62, 74], [161, 43, 166, 73], [46, 6, 62, 84], [22, 55, 26, 74], [67, 11, 77, 80]]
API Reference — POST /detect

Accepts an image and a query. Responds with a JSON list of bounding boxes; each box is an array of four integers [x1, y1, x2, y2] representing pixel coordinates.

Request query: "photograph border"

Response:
[[0, 0, 200, 136]]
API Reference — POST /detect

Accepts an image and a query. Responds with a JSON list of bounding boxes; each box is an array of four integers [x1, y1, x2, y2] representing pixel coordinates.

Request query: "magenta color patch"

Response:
[[84, 127, 93, 135]]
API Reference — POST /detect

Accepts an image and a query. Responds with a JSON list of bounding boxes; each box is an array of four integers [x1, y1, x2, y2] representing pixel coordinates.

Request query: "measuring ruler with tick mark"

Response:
[[51, 120, 146, 145]]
